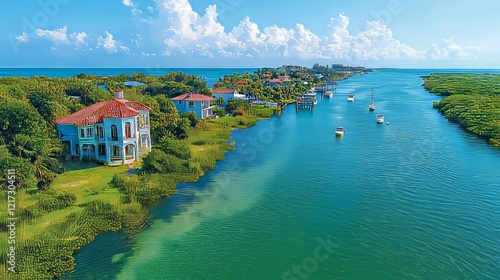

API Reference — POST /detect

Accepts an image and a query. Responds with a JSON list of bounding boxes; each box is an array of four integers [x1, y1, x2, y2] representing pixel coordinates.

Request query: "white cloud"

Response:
[[426, 36, 480, 60], [11, 0, 480, 65], [16, 33, 29, 43], [70, 32, 88, 49], [97, 31, 118, 53], [151, 0, 428, 61], [35, 26, 70, 45], [324, 13, 352, 59], [96, 31, 129, 54]]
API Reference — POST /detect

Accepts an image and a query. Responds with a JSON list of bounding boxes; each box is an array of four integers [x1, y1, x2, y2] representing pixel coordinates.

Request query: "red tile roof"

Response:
[[236, 80, 248, 85], [211, 88, 235, 94], [55, 98, 149, 126], [269, 79, 283, 83], [171, 93, 214, 101], [125, 101, 150, 111]]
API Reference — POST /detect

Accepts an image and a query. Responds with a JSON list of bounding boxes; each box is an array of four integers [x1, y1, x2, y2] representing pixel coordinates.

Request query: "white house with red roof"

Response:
[[55, 89, 151, 165], [277, 75, 291, 82], [171, 93, 215, 119]]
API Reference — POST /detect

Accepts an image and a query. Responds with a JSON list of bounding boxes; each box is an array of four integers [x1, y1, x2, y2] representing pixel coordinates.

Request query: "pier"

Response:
[[296, 95, 316, 111]]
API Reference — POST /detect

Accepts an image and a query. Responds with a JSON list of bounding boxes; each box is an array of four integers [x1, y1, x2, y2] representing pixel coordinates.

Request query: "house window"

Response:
[[80, 129, 84, 138], [98, 127, 104, 138], [75, 144, 80, 155], [136, 117, 140, 130], [141, 135, 148, 148], [111, 125, 118, 140], [178, 100, 182, 104], [112, 146, 121, 157], [139, 114, 145, 127], [86, 127, 93, 138], [98, 144, 106, 155], [189, 101, 194, 108], [125, 122, 132, 138]]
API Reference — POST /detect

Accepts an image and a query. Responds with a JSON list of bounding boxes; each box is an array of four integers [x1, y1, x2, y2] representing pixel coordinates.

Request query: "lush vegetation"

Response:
[[422, 73, 500, 146], [211, 63, 364, 104], [0, 70, 274, 279]]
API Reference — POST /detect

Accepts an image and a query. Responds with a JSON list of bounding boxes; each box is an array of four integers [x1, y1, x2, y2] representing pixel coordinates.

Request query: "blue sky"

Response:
[[1, 0, 498, 68]]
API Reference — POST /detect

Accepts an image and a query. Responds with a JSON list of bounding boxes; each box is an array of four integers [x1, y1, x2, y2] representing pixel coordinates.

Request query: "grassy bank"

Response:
[[0, 108, 272, 279], [422, 73, 500, 146]]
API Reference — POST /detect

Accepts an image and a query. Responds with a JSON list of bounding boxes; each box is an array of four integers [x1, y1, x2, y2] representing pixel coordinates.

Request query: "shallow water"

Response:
[[71, 69, 500, 279]]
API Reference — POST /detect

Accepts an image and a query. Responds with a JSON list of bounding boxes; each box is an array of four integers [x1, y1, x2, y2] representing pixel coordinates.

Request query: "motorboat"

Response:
[[347, 94, 355, 102], [335, 127, 345, 136], [324, 91, 333, 97], [376, 114, 385, 124]]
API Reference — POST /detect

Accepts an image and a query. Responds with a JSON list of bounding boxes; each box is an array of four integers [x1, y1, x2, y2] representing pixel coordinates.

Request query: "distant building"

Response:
[[236, 80, 248, 85], [172, 93, 214, 119], [269, 79, 283, 86], [123, 81, 146, 87], [335, 70, 351, 74], [55, 89, 151, 165], [277, 75, 291, 82], [211, 88, 246, 105]]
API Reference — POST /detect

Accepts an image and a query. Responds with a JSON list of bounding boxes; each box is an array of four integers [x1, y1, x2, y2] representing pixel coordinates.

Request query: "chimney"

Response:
[[114, 88, 124, 99]]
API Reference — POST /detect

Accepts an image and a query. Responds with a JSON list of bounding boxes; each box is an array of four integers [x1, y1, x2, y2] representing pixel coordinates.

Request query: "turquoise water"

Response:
[[67, 69, 500, 279]]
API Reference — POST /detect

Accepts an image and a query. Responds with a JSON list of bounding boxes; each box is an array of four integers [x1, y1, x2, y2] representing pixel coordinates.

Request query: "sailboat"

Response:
[[368, 86, 375, 111]]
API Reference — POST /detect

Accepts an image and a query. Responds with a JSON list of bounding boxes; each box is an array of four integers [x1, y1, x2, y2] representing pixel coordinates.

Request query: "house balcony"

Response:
[[124, 134, 136, 140]]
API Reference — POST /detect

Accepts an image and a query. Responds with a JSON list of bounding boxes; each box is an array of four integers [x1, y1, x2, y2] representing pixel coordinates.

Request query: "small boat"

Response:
[[324, 91, 333, 97], [376, 114, 384, 124], [305, 88, 316, 96], [335, 127, 345, 136], [369, 86, 375, 111], [347, 94, 355, 102], [313, 97, 318, 105]]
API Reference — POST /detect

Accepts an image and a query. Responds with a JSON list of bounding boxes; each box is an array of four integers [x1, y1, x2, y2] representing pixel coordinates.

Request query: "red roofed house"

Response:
[[236, 80, 248, 85], [55, 89, 151, 165], [171, 93, 215, 119], [211, 88, 240, 106], [277, 75, 291, 82], [269, 79, 283, 86]]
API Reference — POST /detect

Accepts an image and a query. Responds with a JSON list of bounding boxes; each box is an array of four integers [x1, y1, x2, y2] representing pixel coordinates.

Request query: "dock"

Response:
[[296, 95, 316, 111]]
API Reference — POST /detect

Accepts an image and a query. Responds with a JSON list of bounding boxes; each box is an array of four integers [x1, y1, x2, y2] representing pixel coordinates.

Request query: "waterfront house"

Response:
[[172, 93, 215, 119], [269, 79, 283, 86], [211, 88, 244, 106], [236, 80, 248, 86], [277, 75, 291, 82], [55, 89, 151, 165]]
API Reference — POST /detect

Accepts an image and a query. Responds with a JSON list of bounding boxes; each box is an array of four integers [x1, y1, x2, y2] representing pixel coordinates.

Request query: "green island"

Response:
[[0, 64, 362, 279], [422, 73, 500, 146]]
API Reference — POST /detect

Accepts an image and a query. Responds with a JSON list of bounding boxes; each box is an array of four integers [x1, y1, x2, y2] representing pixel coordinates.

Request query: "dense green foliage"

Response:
[[0, 65, 320, 278], [14, 200, 122, 279], [0, 72, 210, 279], [422, 73, 500, 146]]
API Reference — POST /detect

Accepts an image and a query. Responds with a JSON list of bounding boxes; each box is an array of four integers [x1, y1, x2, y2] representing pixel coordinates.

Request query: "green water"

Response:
[[72, 69, 500, 279]]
